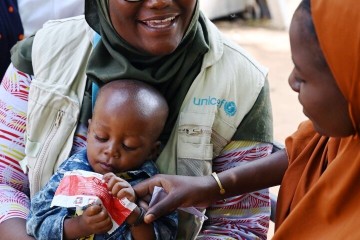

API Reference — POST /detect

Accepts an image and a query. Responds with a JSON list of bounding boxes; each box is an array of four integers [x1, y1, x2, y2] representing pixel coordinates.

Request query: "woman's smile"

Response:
[[141, 16, 177, 29]]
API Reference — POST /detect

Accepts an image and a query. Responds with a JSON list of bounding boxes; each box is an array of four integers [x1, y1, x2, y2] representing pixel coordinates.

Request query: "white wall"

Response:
[[199, 0, 248, 19]]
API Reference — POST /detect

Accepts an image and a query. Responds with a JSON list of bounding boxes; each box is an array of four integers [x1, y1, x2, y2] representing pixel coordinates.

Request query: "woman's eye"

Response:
[[94, 134, 108, 142]]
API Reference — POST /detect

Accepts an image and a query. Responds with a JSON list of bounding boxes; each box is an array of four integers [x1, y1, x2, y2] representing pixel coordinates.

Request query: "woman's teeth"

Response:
[[144, 17, 175, 28]]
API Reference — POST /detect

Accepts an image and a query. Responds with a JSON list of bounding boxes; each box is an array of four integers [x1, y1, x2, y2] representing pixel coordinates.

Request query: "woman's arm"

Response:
[[134, 149, 288, 223], [0, 218, 34, 240], [0, 64, 32, 238]]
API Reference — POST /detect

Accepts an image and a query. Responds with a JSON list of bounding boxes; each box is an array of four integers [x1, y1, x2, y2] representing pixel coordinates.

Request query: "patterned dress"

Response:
[[0, 64, 272, 239]]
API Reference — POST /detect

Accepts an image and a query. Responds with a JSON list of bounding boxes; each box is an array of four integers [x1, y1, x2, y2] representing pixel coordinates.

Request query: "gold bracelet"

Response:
[[211, 172, 225, 195]]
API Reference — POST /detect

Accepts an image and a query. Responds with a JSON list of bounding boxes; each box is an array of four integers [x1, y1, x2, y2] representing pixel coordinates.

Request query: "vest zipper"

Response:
[[179, 127, 212, 136], [33, 110, 64, 193]]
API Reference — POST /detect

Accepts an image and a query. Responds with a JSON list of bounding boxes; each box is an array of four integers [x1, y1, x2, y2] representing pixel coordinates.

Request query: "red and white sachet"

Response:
[[51, 170, 136, 234]]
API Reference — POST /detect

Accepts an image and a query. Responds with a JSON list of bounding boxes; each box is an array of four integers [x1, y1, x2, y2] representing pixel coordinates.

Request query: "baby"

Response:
[[27, 80, 177, 240]]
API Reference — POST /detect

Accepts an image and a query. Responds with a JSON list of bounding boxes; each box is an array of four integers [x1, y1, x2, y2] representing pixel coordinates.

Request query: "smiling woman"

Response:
[[0, 0, 274, 239], [108, 0, 196, 55]]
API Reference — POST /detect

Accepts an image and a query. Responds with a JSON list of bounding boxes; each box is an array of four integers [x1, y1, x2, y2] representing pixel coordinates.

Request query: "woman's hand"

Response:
[[103, 172, 136, 202], [133, 174, 216, 224]]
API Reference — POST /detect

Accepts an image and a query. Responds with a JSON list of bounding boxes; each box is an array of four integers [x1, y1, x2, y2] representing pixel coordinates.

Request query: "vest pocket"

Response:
[[212, 117, 237, 157], [177, 112, 214, 176]]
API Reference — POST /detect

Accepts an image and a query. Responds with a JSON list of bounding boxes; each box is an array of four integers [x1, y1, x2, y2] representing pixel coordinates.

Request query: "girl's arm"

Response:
[[134, 148, 288, 223]]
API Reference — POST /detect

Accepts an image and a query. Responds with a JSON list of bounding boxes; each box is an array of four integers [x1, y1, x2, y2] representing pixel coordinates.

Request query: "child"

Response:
[[26, 80, 177, 240]]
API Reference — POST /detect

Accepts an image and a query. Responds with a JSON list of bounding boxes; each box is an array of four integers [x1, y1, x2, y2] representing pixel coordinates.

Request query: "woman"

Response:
[[135, 0, 360, 238], [0, 0, 274, 239]]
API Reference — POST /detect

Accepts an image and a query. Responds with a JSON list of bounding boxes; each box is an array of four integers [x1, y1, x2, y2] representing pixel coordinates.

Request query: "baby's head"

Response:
[[87, 80, 169, 175]]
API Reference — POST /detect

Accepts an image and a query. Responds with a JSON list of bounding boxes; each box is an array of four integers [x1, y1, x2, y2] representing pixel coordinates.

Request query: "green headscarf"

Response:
[[85, 0, 209, 143]]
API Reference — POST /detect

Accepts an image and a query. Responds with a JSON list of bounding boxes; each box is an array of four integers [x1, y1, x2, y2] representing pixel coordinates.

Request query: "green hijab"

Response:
[[12, 0, 209, 144], [86, 0, 209, 143]]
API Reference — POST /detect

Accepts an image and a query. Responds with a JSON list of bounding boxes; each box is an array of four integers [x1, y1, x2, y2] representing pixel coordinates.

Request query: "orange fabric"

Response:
[[312, 0, 360, 133], [273, 0, 360, 238]]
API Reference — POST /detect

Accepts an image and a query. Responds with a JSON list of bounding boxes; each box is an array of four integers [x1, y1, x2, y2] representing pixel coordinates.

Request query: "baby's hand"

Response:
[[80, 204, 113, 235], [103, 172, 136, 202]]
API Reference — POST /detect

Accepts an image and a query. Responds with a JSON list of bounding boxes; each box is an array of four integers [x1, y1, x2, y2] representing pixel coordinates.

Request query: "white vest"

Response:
[[24, 15, 268, 239]]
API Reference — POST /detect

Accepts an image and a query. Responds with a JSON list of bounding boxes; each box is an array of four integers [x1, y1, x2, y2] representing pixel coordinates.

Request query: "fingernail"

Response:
[[144, 214, 155, 224]]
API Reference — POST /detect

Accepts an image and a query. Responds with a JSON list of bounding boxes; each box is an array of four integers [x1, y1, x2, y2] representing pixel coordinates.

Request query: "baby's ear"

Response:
[[149, 141, 161, 160]]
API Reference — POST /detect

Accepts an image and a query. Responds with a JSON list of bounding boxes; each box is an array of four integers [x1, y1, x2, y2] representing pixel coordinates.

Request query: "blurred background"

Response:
[[201, 0, 305, 144], [200, 0, 304, 238]]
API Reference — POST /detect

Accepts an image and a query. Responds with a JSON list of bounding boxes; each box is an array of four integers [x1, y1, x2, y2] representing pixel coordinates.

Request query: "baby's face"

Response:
[[86, 104, 159, 175]]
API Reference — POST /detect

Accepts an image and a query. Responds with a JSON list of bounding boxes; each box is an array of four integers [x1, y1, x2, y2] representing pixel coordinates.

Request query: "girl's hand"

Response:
[[103, 172, 136, 202], [133, 174, 215, 223]]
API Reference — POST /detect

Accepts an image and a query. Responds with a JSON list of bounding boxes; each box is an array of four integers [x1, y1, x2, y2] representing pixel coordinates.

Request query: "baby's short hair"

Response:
[[94, 79, 169, 139]]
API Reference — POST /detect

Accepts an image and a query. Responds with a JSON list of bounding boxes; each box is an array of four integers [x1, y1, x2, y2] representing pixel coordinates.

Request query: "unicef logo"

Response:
[[193, 97, 237, 117], [224, 101, 236, 116]]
